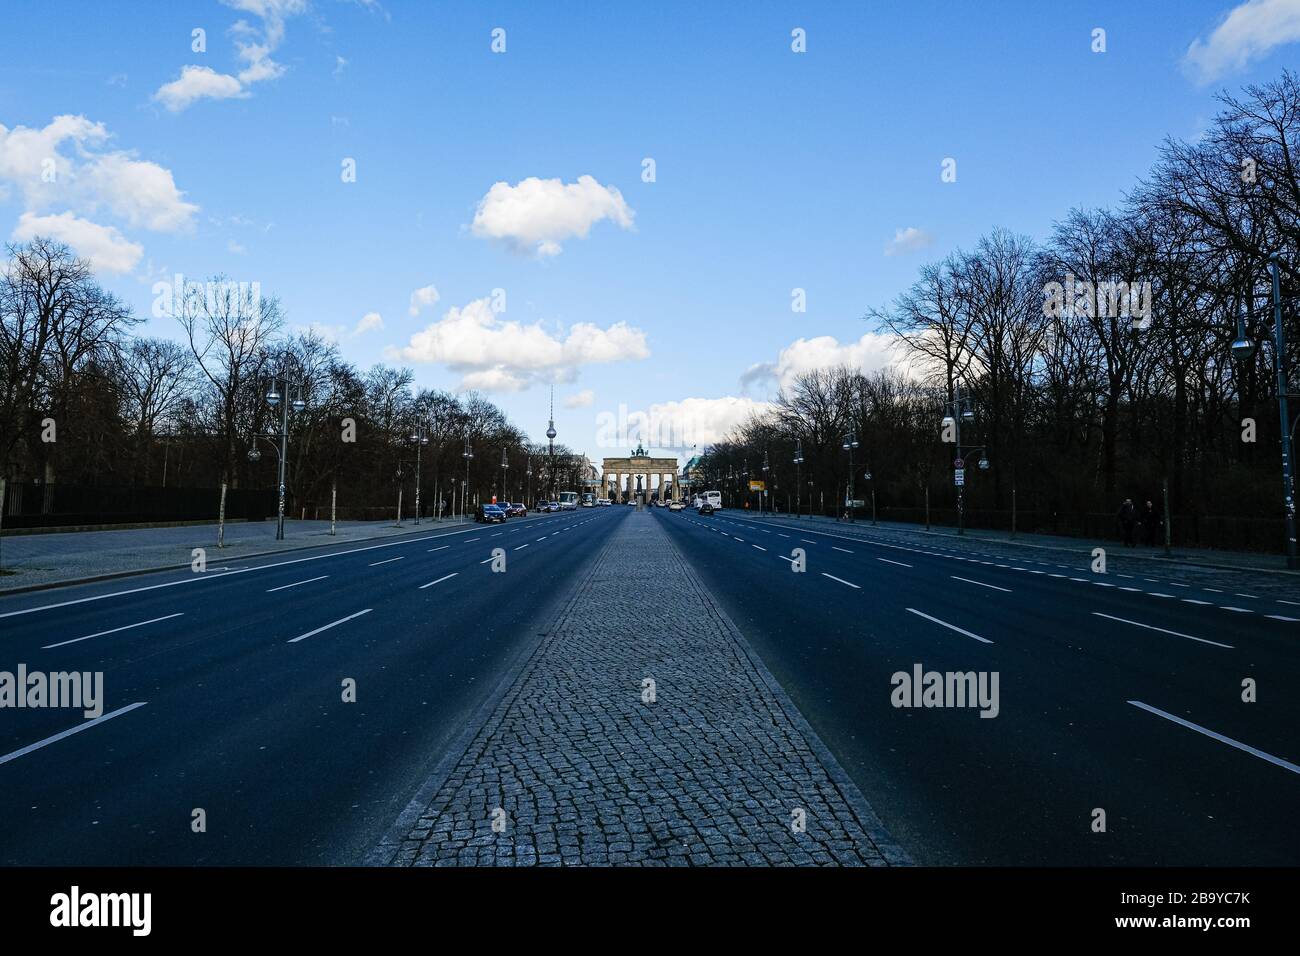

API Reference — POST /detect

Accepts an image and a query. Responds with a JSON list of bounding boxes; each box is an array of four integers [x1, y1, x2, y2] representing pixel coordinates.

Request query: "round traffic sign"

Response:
[[954, 458, 964, 469]]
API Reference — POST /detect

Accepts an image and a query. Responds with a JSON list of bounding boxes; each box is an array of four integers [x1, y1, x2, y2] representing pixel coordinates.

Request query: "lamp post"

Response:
[[525, 457, 533, 509], [409, 426, 428, 524], [500, 446, 509, 504], [942, 385, 981, 535], [1233, 252, 1299, 568], [250, 374, 306, 540], [462, 435, 474, 519], [793, 439, 804, 519], [863, 464, 876, 525], [842, 433, 859, 521], [761, 449, 770, 517]]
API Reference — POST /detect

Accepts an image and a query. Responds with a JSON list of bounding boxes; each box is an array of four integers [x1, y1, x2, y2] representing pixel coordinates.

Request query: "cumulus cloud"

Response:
[[884, 226, 933, 257], [12, 212, 143, 273], [594, 396, 774, 455], [740, 332, 908, 396], [355, 311, 384, 334], [470, 175, 635, 257], [1184, 0, 1300, 84], [391, 296, 649, 391], [565, 389, 595, 409], [152, 0, 307, 111], [408, 283, 440, 316]]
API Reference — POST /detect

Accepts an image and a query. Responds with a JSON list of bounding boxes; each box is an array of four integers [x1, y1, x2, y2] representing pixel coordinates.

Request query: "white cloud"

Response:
[[228, 239, 246, 254], [153, 65, 247, 112], [565, 389, 595, 408], [884, 226, 933, 257], [740, 332, 908, 396], [594, 396, 774, 456], [408, 283, 440, 316], [1184, 0, 1300, 84], [391, 296, 649, 391], [12, 212, 142, 274], [0, 115, 198, 235], [355, 311, 384, 334], [152, 0, 307, 111], [470, 175, 635, 257]]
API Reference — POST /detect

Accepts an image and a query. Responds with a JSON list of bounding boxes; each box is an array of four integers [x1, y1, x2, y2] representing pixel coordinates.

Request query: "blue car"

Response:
[[475, 503, 507, 523]]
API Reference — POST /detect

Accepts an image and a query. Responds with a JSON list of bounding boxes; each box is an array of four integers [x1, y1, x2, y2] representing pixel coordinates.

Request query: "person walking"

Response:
[[1117, 498, 1137, 547], [1141, 499, 1160, 547]]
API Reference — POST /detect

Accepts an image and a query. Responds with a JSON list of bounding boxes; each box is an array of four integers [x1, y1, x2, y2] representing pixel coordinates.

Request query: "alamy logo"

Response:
[[50, 886, 151, 936], [0, 665, 103, 718], [891, 664, 999, 718], [1042, 274, 1152, 329]]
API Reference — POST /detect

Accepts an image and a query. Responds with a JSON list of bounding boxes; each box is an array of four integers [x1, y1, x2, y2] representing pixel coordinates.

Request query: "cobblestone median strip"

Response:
[[369, 511, 908, 867]]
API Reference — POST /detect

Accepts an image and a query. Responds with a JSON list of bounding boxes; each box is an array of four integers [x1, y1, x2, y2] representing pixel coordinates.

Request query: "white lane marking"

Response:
[[1182, 599, 1212, 605], [734, 537, 745, 542], [0, 702, 148, 766], [513, 544, 529, 551], [418, 573, 458, 590], [490, 533, 503, 537], [266, 575, 329, 593], [42, 612, 184, 650], [905, 608, 992, 644], [820, 573, 860, 589], [368, 556, 404, 567], [1222, 607, 1252, 614], [1092, 612, 1232, 649], [752, 544, 767, 552], [1127, 700, 1300, 775], [832, 546, 854, 554], [465, 537, 480, 542], [537, 536, 548, 541], [0, 523, 494, 620], [777, 555, 795, 563], [427, 546, 449, 552], [1094, 582, 1115, 587], [877, 558, 912, 568], [288, 608, 372, 642], [1279, 599, 1300, 606], [1266, 614, 1300, 622], [777, 533, 790, 538], [479, 557, 494, 564], [801, 539, 817, 544], [1149, 593, 1174, 598], [951, 575, 1011, 593]]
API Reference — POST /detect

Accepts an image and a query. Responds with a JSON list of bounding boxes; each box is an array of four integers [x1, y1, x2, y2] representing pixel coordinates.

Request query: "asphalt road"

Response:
[[4, 502, 1297, 866], [655, 507, 1300, 866], [0, 508, 613, 865]]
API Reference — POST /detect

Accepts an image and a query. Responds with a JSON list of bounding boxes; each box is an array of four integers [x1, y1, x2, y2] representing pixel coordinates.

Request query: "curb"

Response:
[[363, 510, 627, 866], [0, 519, 476, 597]]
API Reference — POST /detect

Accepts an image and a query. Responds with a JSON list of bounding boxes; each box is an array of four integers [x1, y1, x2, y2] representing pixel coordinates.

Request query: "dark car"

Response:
[[505, 502, 527, 517], [475, 503, 507, 523], [698, 502, 715, 515]]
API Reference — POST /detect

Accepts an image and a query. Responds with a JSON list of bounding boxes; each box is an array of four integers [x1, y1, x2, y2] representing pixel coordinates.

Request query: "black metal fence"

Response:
[[1, 481, 276, 530]]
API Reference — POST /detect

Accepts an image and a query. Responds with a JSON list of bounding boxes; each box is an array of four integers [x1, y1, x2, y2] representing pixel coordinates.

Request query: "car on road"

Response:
[[505, 502, 527, 517], [697, 502, 715, 515], [542, 501, 560, 512], [669, 500, 684, 511], [475, 503, 507, 523]]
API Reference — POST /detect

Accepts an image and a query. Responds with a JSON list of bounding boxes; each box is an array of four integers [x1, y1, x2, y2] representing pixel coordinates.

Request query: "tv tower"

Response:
[[546, 386, 557, 500]]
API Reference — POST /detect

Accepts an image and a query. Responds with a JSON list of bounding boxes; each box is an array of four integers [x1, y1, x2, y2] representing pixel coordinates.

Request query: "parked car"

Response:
[[475, 503, 507, 523], [505, 502, 527, 517]]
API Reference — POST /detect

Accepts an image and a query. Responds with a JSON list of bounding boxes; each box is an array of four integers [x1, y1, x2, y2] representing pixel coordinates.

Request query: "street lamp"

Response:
[[255, 373, 306, 540], [793, 439, 804, 518], [500, 446, 509, 504], [943, 385, 987, 536], [842, 433, 859, 521], [761, 449, 770, 517], [409, 427, 429, 524], [461, 435, 474, 519], [1232, 252, 1299, 568]]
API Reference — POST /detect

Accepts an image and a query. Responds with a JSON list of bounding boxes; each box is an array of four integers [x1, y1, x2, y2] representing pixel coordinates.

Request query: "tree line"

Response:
[[1, 239, 588, 520], [694, 72, 1300, 549]]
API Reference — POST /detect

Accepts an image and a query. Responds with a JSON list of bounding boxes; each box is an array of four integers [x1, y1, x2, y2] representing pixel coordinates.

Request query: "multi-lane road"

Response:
[[0, 509, 610, 865], [1, 503, 1296, 865], [657, 508, 1300, 865]]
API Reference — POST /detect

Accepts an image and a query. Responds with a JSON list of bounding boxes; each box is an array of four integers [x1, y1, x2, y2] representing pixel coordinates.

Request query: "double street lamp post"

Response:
[[409, 427, 429, 524], [1233, 251, 1299, 568], [249, 374, 306, 541], [941, 385, 989, 535], [842, 433, 859, 521], [461, 436, 474, 519], [793, 439, 804, 518]]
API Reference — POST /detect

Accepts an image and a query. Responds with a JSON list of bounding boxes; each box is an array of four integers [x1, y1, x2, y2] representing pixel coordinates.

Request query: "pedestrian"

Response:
[[1117, 498, 1136, 547], [1140, 499, 1160, 547]]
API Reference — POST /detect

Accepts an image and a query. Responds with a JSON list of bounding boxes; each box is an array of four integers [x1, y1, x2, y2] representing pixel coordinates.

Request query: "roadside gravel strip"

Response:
[[369, 510, 907, 867]]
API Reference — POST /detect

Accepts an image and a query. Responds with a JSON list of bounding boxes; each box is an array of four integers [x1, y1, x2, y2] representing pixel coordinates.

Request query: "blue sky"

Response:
[[3, 0, 1299, 464]]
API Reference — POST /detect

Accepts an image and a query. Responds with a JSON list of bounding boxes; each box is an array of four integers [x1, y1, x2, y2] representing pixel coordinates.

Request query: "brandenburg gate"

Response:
[[602, 443, 680, 503]]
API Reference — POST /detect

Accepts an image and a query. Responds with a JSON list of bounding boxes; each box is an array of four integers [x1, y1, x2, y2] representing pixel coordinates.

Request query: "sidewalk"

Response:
[[0, 516, 470, 593], [370, 511, 906, 867]]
